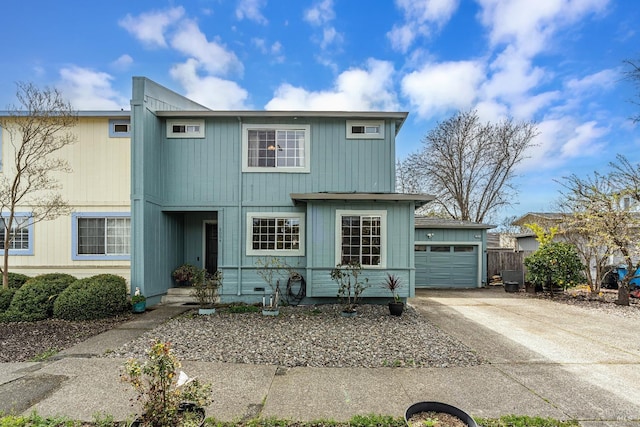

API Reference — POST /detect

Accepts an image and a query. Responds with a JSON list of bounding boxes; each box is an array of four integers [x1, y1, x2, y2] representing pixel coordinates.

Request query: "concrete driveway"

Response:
[[412, 287, 640, 425]]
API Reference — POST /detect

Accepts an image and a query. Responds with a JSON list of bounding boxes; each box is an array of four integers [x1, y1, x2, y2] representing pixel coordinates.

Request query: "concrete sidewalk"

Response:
[[0, 288, 639, 426]]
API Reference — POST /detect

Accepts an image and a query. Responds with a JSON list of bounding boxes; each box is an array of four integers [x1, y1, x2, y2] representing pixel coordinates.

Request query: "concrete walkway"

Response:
[[0, 287, 639, 426]]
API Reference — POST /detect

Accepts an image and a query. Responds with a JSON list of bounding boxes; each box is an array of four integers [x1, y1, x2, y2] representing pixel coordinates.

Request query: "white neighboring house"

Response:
[[0, 112, 132, 281]]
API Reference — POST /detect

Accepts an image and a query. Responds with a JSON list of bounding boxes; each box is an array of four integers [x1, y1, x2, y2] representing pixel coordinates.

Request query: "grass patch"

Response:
[[0, 413, 582, 427], [475, 415, 580, 427], [28, 348, 59, 362]]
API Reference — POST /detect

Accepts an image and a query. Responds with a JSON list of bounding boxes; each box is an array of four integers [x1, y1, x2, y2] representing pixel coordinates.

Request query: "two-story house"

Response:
[[130, 77, 432, 304], [0, 110, 131, 280]]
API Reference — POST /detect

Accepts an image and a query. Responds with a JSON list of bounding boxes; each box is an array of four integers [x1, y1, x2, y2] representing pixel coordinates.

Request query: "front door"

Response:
[[204, 222, 218, 274]]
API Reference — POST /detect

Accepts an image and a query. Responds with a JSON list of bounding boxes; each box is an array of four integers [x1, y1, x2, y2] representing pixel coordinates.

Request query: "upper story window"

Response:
[[336, 210, 386, 268], [167, 120, 205, 138], [346, 120, 384, 139], [72, 212, 131, 261], [0, 213, 33, 255], [242, 124, 310, 173], [109, 119, 131, 138]]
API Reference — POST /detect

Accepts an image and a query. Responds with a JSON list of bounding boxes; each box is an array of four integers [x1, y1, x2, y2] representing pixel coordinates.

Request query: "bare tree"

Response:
[[558, 170, 639, 306], [0, 82, 77, 289], [623, 58, 640, 123], [404, 110, 537, 223]]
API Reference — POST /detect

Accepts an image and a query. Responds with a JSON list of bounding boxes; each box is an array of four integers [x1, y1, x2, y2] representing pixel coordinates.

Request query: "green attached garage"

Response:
[[414, 217, 493, 289]]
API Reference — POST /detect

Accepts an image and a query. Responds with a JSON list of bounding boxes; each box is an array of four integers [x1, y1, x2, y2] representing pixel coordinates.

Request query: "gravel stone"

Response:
[[105, 304, 485, 368]]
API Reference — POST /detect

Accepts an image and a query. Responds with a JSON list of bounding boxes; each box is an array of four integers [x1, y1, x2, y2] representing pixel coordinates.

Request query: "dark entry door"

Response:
[[205, 222, 218, 274]]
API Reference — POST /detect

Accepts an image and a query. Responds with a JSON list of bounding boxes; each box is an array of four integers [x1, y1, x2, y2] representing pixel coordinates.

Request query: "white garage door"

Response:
[[415, 244, 478, 288]]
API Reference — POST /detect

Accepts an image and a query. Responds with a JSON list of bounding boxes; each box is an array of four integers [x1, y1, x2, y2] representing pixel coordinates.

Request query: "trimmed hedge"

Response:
[[1, 273, 77, 322], [7, 272, 31, 289], [0, 288, 16, 312], [54, 274, 130, 320]]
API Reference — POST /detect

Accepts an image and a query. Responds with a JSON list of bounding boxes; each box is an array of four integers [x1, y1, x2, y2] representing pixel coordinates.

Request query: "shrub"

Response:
[[0, 288, 17, 312], [54, 274, 130, 320], [7, 272, 31, 289], [1, 273, 77, 322], [524, 241, 585, 292]]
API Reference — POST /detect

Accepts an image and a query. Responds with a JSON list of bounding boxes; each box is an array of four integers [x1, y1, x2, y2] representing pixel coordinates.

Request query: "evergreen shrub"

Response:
[[54, 274, 130, 320], [1, 273, 77, 322]]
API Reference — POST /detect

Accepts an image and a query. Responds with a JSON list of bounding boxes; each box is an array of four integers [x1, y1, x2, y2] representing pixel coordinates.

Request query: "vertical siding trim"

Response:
[[237, 117, 243, 296]]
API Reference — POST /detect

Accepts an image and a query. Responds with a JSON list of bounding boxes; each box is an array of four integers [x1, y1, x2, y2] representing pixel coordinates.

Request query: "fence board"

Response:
[[487, 250, 533, 282]]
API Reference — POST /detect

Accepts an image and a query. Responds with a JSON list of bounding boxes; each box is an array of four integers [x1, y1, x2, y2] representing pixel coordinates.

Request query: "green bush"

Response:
[[53, 274, 130, 320], [524, 241, 585, 290], [1, 273, 77, 322], [0, 288, 17, 312], [7, 272, 31, 289]]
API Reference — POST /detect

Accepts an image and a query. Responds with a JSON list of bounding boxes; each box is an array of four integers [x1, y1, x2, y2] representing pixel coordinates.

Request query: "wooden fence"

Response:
[[487, 249, 533, 282]]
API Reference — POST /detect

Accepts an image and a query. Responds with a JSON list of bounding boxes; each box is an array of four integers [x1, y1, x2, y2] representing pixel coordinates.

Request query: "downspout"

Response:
[[237, 116, 243, 296]]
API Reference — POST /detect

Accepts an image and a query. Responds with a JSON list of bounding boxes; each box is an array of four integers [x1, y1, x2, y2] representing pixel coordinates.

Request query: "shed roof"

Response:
[[291, 192, 433, 208], [414, 216, 494, 229]]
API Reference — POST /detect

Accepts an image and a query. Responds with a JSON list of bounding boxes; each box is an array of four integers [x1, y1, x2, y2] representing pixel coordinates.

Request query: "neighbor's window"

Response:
[[0, 214, 33, 255], [167, 120, 205, 138], [346, 120, 384, 139], [336, 210, 386, 267], [109, 119, 131, 138], [246, 213, 305, 256], [73, 213, 130, 260], [243, 124, 310, 172]]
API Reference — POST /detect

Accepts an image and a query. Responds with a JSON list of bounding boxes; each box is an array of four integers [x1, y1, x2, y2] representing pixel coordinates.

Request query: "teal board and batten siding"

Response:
[[414, 228, 487, 289], [305, 201, 416, 299]]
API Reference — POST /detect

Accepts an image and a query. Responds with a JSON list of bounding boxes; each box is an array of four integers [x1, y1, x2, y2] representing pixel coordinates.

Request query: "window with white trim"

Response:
[[247, 213, 305, 256], [109, 119, 131, 138], [346, 120, 384, 139], [336, 210, 386, 267], [73, 213, 130, 260], [242, 124, 310, 172], [167, 120, 205, 138], [0, 214, 33, 255]]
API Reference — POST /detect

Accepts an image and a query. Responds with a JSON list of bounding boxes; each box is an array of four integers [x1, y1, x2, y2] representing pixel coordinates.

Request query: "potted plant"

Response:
[[330, 260, 370, 317], [172, 264, 199, 287], [131, 287, 146, 313], [255, 256, 289, 316], [405, 401, 477, 427], [383, 273, 404, 316], [190, 268, 222, 315], [122, 340, 212, 427]]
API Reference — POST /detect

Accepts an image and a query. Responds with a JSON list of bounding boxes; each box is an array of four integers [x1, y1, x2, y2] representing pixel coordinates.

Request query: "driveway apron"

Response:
[[412, 288, 640, 424]]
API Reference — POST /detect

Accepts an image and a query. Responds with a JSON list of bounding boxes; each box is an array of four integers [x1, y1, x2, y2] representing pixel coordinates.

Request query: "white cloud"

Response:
[[119, 7, 185, 48], [566, 69, 617, 94], [477, 0, 608, 58], [170, 59, 249, 110], [401, 60, 485, 119], [387, 0, 459, 52], [265, 59, 398, 111], [304, 0, 342, 51], [170, 19, 243, 77], [58, 66, 128, 110], [561, 120, 608, 157], [304, 0, 335, 25], [112, 54, 133, 71], [235, 0, 268, 25]]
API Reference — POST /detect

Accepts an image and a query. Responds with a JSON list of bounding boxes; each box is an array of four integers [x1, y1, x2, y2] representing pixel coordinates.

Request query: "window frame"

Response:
[[0, 213, 34, 256], [72, 212, 131, 261], [346, 120, 385, 139], [335, 210, 387, 268], [246, 212, 305, 256], [108, 119, 131, 138], [242, 124, 311, 173], [166, 119, 205, 138]]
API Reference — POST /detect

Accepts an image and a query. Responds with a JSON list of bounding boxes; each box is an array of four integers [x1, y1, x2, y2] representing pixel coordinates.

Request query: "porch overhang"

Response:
[[290, 192, 434, 208]]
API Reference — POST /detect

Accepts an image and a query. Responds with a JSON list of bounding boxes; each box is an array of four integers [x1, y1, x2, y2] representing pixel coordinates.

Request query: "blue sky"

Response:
[[2, 0, 639, 223]]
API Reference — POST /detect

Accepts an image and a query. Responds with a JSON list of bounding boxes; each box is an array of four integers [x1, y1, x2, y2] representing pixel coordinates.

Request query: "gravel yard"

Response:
[[106, 304, 485, 368], [0, 288, 638, 366]]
